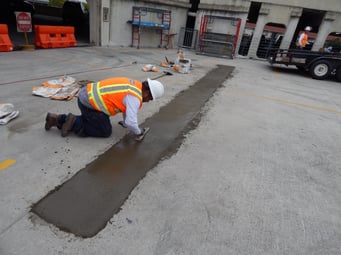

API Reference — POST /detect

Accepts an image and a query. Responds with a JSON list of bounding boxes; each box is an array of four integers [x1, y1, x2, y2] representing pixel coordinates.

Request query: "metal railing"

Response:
[[177, 27, 198, 49], [197, 32, 235, 58]]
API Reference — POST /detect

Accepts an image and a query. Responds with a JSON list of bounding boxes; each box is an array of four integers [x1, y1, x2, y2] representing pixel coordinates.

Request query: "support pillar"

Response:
[[234, 14, 249, 56], [101, 0, 110, 46], [89, 0, 101, 46], [312, 12, 335, 51], [247, 6, 269, 58], [280, 8, 302, 49]]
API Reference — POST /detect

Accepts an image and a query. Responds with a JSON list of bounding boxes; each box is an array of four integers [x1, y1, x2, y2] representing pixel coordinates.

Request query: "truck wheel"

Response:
[[309, 60, 332, 80], [336, 67, 341, 82]]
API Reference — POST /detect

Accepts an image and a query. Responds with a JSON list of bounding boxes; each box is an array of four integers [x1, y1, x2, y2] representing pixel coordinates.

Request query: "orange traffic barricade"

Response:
[[0, 24, 14, 52], [34, 25, 76, 49]]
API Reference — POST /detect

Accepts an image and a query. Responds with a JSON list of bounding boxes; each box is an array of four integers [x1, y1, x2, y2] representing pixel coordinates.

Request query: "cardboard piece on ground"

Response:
[[42, 75, 76, 87], [32, 75, 80, 100], [32, 86, 61, 98]]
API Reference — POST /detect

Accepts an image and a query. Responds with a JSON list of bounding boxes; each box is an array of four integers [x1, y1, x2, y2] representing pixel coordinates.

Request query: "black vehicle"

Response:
[[268, 49, 341, 82], [0, 0, 35, 24], [62, 0, 89, 27]]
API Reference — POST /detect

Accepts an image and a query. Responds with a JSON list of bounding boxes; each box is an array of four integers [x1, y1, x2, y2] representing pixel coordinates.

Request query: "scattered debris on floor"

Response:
[[0, 103, 19, 125], [150, 71, 173, 80], [139, 50, 192, 76], [160, 56, 173, 67], [32, 76, 92, 100], [142, 64, 158, 72], [172, 49, 191, 73], [159, 50, 191, 74], [172, 58, 191, 74]]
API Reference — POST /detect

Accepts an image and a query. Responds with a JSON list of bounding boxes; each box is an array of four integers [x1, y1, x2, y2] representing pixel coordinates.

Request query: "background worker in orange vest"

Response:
[[44, 77, 164, 141], [297, 26, 312, 49]]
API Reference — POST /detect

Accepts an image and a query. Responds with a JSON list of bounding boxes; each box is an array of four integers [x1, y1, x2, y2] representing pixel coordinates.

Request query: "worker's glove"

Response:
[[118, 121, 127, 128], [135, 127, 150, 141]]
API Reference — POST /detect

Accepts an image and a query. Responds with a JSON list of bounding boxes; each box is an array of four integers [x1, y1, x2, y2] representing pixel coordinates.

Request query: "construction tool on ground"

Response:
[[118, 122, 150, 141], [151, 71, 173, 80], [160, 56, 174, 67], [135, 127, 150, 141]]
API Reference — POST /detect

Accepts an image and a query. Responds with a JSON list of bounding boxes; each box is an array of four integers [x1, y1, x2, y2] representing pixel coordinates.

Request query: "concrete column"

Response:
[[101, 0, 110, 46], [234, 14, 248, 56], [89, 0, 101, 46], [312, 12, 335, 51], [247, 13, 267, 58], [280, 8, 302, 49]]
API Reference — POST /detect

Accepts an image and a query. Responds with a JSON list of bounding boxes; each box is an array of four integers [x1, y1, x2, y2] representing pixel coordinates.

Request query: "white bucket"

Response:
[[175, 58, 191, 74]]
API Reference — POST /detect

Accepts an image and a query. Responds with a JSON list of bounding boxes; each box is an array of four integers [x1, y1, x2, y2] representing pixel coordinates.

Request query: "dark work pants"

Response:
[[71, 98, 112, 137]]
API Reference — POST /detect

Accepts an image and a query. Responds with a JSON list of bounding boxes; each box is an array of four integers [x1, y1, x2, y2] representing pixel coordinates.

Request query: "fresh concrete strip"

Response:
[[31, 65, 235, 237]]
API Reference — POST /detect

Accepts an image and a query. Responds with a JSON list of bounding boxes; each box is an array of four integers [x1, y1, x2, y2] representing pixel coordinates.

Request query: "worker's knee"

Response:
[[101, 127, 112, 137], [102, 131, 112, 138]]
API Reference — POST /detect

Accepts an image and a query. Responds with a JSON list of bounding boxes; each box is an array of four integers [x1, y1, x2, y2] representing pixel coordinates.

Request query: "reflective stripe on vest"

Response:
[[88, 81, 142, 115]]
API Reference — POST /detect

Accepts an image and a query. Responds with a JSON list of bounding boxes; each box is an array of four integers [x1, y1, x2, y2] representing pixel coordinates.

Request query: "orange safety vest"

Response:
[[87, 77, 143, 116], [300, 33, 308, 47]]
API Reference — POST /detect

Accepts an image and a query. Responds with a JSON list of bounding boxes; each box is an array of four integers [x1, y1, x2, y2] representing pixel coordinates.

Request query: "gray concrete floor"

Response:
[[0, 47, 341, 255]]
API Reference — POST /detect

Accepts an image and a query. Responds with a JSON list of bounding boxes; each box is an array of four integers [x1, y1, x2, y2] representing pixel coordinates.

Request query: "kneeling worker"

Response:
[[45, 77, 164, 141]]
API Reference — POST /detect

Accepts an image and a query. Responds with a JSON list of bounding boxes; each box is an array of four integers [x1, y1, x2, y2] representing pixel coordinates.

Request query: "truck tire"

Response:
[[336, 66, 341, 82], [309, 60, 332, 80]]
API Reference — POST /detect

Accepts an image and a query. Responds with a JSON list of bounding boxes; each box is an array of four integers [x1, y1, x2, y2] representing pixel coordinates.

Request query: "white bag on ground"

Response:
[[0, 103, 19, 125]]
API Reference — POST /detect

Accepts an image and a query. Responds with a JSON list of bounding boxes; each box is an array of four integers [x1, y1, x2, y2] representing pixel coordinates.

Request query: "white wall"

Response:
[[256, 0, 341, 13], [106, 0, 188, 48], [93, 0, 341, 53], [108, 0, 132, 47]]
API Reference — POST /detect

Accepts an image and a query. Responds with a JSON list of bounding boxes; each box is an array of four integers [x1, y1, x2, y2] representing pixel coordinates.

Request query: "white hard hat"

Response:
[[304, 26, 312, 31], [147, 78, 164, 100]]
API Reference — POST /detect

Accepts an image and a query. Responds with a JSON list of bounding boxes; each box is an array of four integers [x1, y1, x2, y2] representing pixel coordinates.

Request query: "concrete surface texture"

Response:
[[31, 65, 234, 238], [1, 47, 341, 255]]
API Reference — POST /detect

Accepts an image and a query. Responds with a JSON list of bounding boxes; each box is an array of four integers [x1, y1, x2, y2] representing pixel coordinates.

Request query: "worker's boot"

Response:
[[45, 112, 61, 130], [61, 113, 76, 137]]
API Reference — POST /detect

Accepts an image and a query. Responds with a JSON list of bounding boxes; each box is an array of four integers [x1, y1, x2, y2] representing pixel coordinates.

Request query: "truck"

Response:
[[268, 49, 341, 82]]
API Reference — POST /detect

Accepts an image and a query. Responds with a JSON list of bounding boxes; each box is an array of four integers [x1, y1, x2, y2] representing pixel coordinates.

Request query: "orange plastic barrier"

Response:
[[34, 25, 76, 49], [0, 24, 14, 52]]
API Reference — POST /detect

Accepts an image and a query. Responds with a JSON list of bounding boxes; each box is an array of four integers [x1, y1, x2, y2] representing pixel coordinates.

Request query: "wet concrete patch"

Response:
[[31, 65, 235, 238]]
